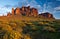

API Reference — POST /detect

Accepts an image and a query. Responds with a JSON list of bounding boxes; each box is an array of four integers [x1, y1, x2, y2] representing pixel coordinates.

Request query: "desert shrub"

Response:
[[0, 27, 9, 39], [39, 22, 44, 25], [14, 26, 23, 33], [19, 22, 26, 27], [31, 21, 41, 26], [0, 21, 3, 24], [9, 31, 22, 39], [24, 34, 31, 39], [9, 22, 17, 28], [43, 26, 55, 32], [23, 26, 32, 34]]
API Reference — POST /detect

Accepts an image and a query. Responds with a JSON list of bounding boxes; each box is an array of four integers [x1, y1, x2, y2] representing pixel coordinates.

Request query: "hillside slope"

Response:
[[0, 16, 60, 39]]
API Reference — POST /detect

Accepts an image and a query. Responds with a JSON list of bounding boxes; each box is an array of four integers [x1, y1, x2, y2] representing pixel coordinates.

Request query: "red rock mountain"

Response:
[[39, 12, 54, 18], [7, 6, 54, 19], [7, 6, 38, 17]]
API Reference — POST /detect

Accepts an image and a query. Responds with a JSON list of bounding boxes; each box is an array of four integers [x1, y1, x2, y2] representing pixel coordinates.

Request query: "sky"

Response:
[[0, 0, 60, 19]]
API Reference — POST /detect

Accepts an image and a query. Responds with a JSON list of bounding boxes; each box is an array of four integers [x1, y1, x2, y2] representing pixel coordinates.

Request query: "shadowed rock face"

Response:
[[39, 12, 54, 18]]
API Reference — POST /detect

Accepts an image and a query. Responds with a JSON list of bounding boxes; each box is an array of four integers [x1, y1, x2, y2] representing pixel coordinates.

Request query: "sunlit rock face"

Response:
[[7, 6, 38, 17], [15, 8, 21, 15], [7, 6, 54, 19], [7, 12, 11, 17], [30, 8, 38, 17], [12, 8, 15, 15]]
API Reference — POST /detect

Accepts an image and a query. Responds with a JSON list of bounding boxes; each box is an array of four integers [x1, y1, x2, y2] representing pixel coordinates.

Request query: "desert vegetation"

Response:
[[0, 16, 60, 39]]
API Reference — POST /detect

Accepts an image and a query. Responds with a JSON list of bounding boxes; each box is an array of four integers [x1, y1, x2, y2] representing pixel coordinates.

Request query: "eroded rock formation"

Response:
[[39, 12, 54, 18], [7, 6, 54, 18], [15, 8, 21, 15], [7, 6, 38, 17], [12, 8, 15, 15]]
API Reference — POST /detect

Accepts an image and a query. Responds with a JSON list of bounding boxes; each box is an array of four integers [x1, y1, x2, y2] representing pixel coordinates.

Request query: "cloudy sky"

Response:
[[0, 0, 60, 19]]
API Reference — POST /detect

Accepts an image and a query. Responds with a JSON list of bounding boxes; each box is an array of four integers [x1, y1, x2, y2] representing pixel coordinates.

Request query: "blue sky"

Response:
[[0, 0, 60, 19]]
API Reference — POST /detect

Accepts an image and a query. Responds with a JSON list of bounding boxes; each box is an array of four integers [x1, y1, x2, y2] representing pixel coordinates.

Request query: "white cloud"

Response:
[[1, 0, 40, 14], [54, 6, 60, 11], [0, 0, 42, 15], [42, 2, 56, 14], [0, 7, 11, 15]]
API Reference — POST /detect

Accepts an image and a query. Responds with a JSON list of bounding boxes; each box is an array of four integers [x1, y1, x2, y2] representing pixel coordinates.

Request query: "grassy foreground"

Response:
[[0, 16, 60, 39]]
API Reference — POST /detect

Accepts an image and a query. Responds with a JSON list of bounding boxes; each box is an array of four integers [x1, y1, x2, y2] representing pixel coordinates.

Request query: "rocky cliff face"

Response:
[[7, 6, 54, 19], [31, 8, 38, 17], [12, 8, 15, 15], [15, 8, 21, 15], [7, 6, 38, 17], [39, 12, 54, 19]]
